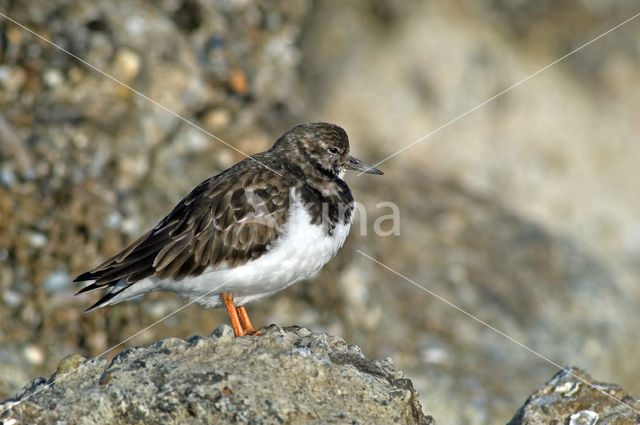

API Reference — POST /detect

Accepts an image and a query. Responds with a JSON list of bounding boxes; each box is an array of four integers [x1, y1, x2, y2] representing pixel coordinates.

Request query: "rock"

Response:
[[0, 326, 432, 425], [301, 2, 640, 423], [508, 366, 640, 425], [295, 170, 633, 424], [0, 0, 311, 399], [2, 1, 640, 424]]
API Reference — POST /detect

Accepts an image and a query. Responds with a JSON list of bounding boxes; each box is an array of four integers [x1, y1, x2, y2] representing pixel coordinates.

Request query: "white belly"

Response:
[[110, 194, 352, 308]]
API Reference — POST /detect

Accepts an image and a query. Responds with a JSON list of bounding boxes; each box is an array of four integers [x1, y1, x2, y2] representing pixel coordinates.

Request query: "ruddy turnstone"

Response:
[[75, 123, 382, 336]]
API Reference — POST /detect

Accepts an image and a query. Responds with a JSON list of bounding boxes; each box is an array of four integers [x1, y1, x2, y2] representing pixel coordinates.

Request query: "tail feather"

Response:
[[74, 270, 101, 283], [83, 277, 158, 312], [75, 282, 103, 295], [73, 230, 162, 308], [83, 285, 128, 312]]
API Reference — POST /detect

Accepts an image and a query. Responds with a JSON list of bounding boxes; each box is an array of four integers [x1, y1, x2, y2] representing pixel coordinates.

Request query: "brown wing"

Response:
[[75, 165, 290, 307]]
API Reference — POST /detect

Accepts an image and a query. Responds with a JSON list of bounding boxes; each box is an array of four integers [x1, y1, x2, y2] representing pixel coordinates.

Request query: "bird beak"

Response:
[[346, 156, 384, 175]]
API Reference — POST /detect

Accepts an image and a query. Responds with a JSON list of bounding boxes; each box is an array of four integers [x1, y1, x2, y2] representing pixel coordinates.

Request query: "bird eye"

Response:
[[328, 147, 339, 155]]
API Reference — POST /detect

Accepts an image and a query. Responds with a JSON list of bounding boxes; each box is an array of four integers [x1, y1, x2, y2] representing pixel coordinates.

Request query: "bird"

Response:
[[74, 122, 383, 337]]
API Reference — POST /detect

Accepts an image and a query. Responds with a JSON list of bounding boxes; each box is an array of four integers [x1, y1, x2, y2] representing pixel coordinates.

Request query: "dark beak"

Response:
[[346, 156, 384, 175]]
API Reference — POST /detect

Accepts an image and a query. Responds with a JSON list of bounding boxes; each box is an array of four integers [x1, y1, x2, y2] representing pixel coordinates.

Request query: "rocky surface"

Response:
[[0, 326, 432, 425], [301, 2, 640, 423], [1, 2, 640, 425], [508, 367, 640, 425], [0, 0, 311, 397]]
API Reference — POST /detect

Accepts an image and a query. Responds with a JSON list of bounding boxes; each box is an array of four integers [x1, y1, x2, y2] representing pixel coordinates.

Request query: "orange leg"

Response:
[[222, 293, 245, 337], [236, 305, 254, 334]]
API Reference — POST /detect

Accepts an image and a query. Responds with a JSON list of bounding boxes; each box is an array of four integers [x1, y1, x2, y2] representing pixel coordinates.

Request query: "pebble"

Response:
[[27, 232, 48, 248], [106, 211, 122, 228], [23, 345, 44, 366], [56, 354, 87, 375], [112, 48, 141, 82], [0, 167, 16, 186], [3, 290, 23, 308], [569, 410, 599, 425], [202, 108, 231, 131], [43, 270, 71, 294], [43, 69, 64, 87]]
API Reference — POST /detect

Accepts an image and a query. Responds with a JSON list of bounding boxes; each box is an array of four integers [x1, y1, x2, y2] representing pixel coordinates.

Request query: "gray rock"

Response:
[[3, 1, 640, 424], [0, 0, 311, 398], [0, 326, 432, 425], [301, 3, 640, 423], [508, 366, 640, 425]]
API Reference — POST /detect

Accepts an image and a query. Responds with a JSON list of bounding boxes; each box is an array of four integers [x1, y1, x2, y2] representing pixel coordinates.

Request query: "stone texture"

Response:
[[2, 2, 640, 425], [0, 0, 310, 397], [301, 2, 640, 423], [508, 367, 640, 425], [0, 326, 432, 425]]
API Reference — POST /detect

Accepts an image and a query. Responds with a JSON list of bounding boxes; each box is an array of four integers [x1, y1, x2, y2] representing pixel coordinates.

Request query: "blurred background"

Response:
[[1, 1, 639, 424]]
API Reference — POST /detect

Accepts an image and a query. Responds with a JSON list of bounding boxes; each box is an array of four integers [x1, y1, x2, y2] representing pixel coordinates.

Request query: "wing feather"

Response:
[[75, 164, 291, 304]]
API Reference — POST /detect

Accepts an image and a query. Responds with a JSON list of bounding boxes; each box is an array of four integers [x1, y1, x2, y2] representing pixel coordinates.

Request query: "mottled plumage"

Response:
[[75, 123, 382, 335]]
